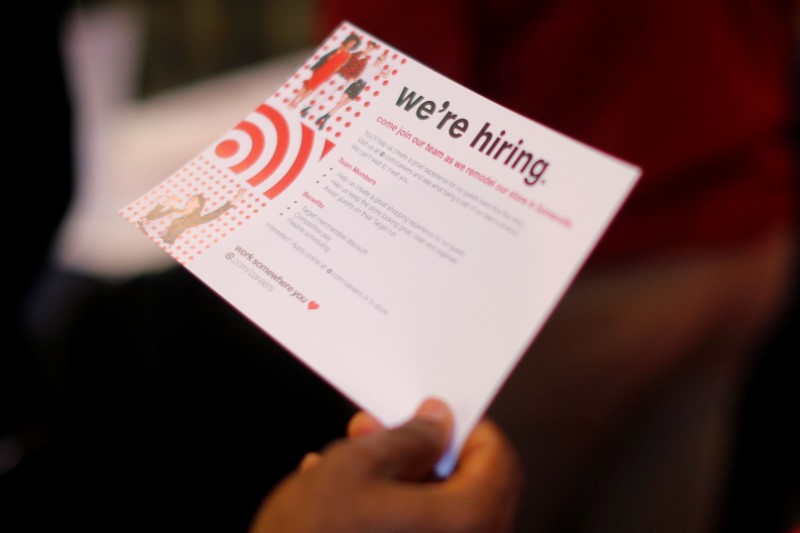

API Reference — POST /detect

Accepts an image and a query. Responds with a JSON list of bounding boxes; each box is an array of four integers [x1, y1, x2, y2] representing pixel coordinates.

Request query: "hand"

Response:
[[250, 399, 521, 533], [233, 187, 248, 204], [161, 194, 181, 209]]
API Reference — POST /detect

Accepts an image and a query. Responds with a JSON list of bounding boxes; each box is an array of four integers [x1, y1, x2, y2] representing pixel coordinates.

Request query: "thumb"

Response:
[[352, 398, 453, 482]]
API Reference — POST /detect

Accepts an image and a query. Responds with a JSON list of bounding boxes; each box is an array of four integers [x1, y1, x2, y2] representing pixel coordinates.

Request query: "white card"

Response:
[[121, 21, 640, 474]]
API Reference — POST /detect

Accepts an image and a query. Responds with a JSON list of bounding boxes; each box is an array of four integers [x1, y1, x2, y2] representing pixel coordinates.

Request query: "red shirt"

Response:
[[337, 50, 371, 81], [318, 0, 797, 263]]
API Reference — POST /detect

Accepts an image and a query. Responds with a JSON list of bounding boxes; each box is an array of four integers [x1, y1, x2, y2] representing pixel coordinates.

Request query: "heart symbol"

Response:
[[308, 301, 320, 310]]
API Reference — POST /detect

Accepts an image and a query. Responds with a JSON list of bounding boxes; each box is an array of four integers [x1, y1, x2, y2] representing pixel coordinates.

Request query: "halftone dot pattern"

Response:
[[275, 22, 405, 139], [121, 157, 265, 265]]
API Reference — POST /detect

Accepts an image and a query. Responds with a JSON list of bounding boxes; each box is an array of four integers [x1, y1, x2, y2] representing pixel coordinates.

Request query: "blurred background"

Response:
[[3, 2, 356, 531], [2, 1, 798, 532]]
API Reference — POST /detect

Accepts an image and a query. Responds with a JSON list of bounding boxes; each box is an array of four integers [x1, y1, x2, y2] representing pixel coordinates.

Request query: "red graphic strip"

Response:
[[265, 123, 314, 199], [320, 139, 335, 160]]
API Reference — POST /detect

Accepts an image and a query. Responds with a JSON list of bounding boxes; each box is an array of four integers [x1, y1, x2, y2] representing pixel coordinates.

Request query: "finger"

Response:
[[364, 419, 520, 532], [426, 419, 522, 531], [346, 410, 385, 439], [345, 398, 453, 481], [413, 397, 453, 445], [451, 419, 520, 490], [297, 452, 322, 473]]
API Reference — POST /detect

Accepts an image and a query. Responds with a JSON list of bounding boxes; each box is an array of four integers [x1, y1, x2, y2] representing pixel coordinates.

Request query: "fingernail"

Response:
[[415, 397, 450, 422]]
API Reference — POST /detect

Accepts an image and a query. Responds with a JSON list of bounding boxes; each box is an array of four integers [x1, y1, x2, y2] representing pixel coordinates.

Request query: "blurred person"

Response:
[[317, 1, 798, 531], [251, 398, 521, 533]]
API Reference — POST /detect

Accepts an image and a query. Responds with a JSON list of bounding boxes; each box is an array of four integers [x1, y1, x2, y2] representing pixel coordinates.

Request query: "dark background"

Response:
[[1, 2, 797, 531]]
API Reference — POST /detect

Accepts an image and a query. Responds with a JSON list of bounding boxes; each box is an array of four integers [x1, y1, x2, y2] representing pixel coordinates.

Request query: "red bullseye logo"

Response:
[[214, 104, 334, 199], [215, 140, 238, 158]]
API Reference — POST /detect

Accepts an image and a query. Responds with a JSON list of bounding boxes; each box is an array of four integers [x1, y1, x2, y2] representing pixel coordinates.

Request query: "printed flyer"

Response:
[[121, 21, 640, 473]]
